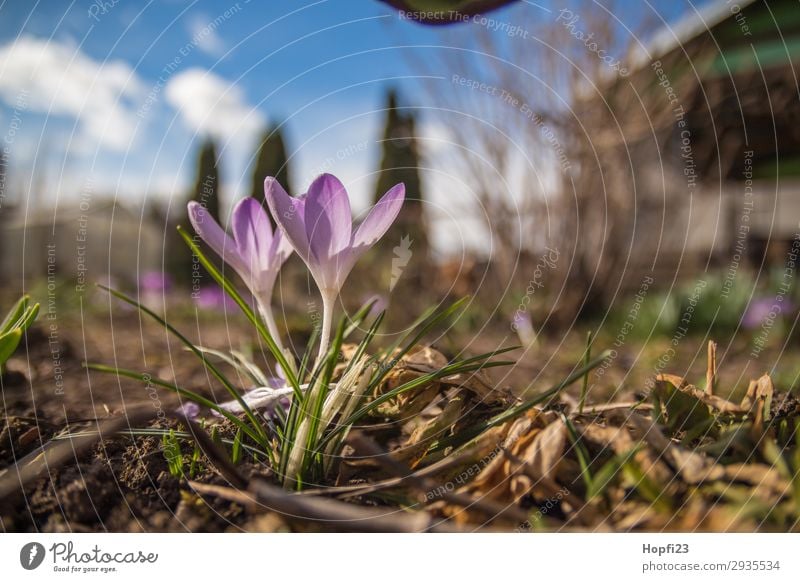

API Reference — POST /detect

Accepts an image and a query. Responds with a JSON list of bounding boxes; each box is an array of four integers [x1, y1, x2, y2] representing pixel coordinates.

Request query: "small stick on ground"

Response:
[[190, 477, 471, 532], [706, 340, 717, 397]]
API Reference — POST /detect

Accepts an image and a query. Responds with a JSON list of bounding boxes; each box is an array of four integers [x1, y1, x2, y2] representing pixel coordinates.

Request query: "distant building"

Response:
[[586, 0, 800, 285], [0, 199, 163, 286]]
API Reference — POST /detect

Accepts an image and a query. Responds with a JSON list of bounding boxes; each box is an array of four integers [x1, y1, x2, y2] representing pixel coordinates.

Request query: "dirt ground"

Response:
[[1, 295, 799, 532]]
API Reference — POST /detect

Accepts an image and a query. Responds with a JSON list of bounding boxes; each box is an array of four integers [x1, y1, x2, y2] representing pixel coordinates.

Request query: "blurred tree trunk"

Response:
[[250, 125, 292, 225], [368, 89, 430, 302], [169, 138, 222, 286]]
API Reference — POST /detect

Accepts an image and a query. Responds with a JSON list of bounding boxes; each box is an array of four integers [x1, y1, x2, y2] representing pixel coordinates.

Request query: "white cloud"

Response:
[[165, 68, 265, 144], [187, 13, 226, 57], [0, 36, 145, 152]]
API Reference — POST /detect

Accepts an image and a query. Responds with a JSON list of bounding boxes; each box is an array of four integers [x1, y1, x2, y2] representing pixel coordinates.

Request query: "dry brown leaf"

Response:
[[374, 346, 513, 420], [373, 346, 448, 418], [449, 410, 576, 508], [509, 420, 567, 499], [392, 390, 466, 466], [620, 411, 724, 484], [720, 463, 790, 496], [441, 368, 514, 405], [750, 374, 774, 434], [656, 373, 745, 414], [581, 421, 674, 485], [613, 502, 669, 531]]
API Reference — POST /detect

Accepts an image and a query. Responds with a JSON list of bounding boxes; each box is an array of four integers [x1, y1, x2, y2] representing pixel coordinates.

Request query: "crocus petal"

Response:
[[304, 174, 352, 261], [324, 249, 359, 293], [176, 401, 201, 420], [187, 201, 247, 274], [215, 386, 292, 414], [269, 223, 294, 267], [231, 197, 274, 273], [265, 177, 310, 260], [352, 183, 405, 250]]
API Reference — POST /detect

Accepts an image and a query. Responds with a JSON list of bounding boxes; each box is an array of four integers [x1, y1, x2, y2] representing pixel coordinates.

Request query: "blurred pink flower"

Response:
[[139, 271, 172, 292], [193, 285, 238, 310], [742, 297, 795, 329]]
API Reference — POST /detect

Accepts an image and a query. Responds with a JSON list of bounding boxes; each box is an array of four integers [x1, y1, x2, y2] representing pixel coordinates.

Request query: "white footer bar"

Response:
[[1, 533, 796, 581]]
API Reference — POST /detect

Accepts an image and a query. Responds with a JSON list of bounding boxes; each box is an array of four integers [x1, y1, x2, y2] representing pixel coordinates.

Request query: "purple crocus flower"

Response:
[[188, 198, 293, 349], [265, 173, 404, 360]]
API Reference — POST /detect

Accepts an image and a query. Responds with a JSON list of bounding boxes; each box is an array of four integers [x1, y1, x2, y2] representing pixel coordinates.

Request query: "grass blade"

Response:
[[178, 226, 301, 398], [431, 350, 612, 451], [97, 285, 269, 447], [578, 330, 593, 414]]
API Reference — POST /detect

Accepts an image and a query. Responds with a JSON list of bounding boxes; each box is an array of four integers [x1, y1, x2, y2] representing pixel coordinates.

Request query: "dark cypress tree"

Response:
[[0, 149, 6, 191], [192, 138, 221, 222], [376, 89, 427, 248], [169, 138, 222, 286], [369, 89, 429, 297], [0, 149, 7, 207], [250, 125, 292, 218], [0, 150, 6, 272]]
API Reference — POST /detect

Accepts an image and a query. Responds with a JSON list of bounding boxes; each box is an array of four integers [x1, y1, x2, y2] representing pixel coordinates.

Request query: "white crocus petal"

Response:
[[215, 384, 310, 415]]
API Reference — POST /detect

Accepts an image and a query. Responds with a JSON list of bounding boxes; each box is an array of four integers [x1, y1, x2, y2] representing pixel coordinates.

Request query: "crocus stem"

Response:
[[256, 298, 285, 354], [316, 292, 335, 366]]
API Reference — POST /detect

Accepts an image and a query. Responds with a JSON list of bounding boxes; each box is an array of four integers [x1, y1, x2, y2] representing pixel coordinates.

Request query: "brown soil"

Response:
[[2, 304, 798, 532]]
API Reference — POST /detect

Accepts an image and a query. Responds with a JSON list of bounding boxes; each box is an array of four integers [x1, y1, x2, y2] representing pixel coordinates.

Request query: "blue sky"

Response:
[[0, 0, 704, 252]]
